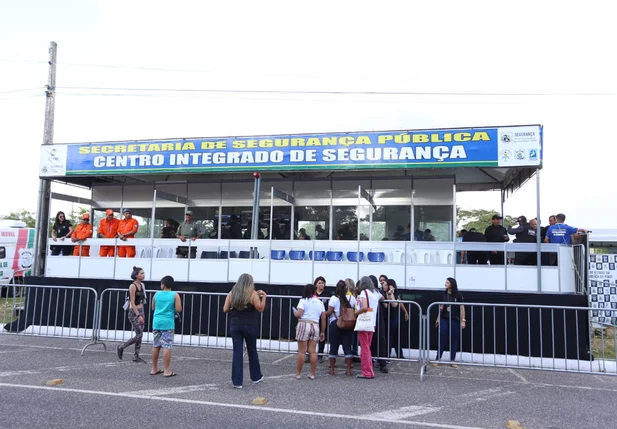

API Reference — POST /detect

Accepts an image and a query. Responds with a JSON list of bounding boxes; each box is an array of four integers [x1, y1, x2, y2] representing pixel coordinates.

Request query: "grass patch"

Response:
[[0, 297, 25, 324], [592, 326, 617, 360]]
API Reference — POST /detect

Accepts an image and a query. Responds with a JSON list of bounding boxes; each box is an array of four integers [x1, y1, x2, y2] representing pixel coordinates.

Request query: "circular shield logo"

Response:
[[515, 150, 526, 160]]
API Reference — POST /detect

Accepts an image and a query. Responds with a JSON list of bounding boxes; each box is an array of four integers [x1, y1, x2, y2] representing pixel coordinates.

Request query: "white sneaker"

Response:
[[233, 385, 243, 389], [253, 376, 265, 385]]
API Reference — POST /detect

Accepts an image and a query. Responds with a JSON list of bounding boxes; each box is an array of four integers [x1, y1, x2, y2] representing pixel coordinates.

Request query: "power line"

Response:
[[53, 91, 529, 105], [0, 87, 43, 95], [0, 58, 47, 65], [57, 86, 617, 97], [0, 94, 45, 101]]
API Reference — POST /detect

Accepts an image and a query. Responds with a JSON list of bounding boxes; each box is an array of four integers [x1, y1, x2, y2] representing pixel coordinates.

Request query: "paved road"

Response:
[[1, 335, 616, 428]]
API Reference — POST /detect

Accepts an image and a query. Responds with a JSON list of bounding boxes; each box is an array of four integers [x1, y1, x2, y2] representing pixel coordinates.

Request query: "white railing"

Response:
[[44, 238, 577, 293]]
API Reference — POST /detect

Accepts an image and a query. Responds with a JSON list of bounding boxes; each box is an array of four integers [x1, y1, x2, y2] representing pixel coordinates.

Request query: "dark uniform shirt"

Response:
[[484, 225, 509, 243]]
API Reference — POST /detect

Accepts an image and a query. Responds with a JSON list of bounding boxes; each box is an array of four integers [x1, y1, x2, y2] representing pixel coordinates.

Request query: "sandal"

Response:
[[163, 372, 177, 378], [307, 375, 315, 380], [294, 375, 301, 380], [150, 369, 164, 375]]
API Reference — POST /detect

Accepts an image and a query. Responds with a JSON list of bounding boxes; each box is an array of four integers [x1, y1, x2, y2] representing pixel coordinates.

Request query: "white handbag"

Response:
[[354, 290, 375, 332]]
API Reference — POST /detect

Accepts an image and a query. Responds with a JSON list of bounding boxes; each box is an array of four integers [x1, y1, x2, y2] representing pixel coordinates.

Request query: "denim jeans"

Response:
[[230, 324, 262, 386], [437, 318, 461, 361], [328, 320, 353, 358], [388, 318, 404, 358]]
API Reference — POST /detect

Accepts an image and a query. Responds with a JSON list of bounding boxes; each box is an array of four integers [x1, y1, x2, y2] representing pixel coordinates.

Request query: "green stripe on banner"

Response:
[[65, 161, 499, 176]]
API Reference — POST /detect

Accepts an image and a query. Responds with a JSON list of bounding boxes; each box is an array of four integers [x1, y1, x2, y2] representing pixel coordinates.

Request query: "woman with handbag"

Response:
[[354, 276, 382, 379], [117, 266, 147, 363], [324, 280, 357, 376]]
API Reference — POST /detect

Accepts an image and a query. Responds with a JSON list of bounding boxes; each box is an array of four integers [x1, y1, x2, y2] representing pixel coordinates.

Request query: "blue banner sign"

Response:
[[39, 125, 542, 177]]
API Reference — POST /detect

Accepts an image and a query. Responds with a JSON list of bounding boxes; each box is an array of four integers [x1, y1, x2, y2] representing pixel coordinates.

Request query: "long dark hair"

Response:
[[335, 280, 350, 308], [302, 283, 316, 299], [446, 277, 459, 295], [313, 276, 326, 286], [54, 211, 66, 227]]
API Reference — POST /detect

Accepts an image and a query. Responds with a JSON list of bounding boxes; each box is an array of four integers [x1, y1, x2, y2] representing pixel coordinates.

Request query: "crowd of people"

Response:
[[115, 269, 466, 387], [458, 212, 586, 266]]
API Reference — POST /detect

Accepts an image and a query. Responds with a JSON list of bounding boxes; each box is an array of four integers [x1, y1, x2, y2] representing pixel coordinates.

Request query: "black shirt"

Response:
[[484, 225, 509, 243], [229, 302, 259, 325], [441, 291, 464, 320], [462, 231, 486, 243], [161, 226, 176, 238], [53, 220, 72, 238]]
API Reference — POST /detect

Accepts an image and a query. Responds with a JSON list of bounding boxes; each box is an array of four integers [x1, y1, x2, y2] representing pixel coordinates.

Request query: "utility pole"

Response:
[[33, 41, 57, 276]]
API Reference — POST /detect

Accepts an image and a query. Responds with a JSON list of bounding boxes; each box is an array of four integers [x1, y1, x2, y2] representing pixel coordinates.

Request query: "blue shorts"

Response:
[[153, 330, 174, 349]]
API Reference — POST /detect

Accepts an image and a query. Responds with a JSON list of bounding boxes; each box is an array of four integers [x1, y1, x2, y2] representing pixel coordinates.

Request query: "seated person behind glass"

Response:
[[297, 228, 311, 240], [161, 218, 178, 238], [176, 211, 200, 258]]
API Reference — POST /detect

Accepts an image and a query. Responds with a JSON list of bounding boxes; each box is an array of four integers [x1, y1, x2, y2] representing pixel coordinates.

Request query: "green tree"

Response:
[[3, 209, 36, 228], [457, 207, 517, 233]]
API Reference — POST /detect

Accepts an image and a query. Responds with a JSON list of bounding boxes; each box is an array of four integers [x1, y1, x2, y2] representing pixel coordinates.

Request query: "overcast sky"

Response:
[[1, 1, 615, 228]]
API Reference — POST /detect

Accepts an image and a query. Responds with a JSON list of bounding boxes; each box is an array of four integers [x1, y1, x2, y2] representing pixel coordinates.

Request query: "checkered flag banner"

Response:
[[589, 254, 617, 325]]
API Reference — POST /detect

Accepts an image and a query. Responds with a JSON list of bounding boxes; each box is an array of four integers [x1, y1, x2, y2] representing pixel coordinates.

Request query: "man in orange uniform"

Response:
[[71, 213, 94, 256], [98, 209, 119, 257], [117, 208, 139, 258]]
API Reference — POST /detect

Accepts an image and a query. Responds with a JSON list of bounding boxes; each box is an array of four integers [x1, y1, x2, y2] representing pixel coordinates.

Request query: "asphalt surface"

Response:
[[1, 335, 617, 429]]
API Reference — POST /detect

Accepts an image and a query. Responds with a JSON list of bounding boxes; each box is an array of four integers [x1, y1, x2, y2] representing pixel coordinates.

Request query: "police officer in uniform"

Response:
[[175, 211, 200, 258]]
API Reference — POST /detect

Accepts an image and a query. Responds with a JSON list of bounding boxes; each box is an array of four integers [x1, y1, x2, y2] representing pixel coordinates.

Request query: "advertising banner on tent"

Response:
[[39, 124, 542, 177]]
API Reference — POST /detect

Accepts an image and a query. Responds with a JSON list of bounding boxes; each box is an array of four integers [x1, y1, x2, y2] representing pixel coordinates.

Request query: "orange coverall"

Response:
[[117, 218, 139, 257], [98, 218, 119, 257], [72, 223, 93, 256]]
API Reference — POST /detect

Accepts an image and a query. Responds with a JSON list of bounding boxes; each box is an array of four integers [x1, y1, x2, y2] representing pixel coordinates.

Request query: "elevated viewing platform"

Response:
[[33, 124, 572, 294]]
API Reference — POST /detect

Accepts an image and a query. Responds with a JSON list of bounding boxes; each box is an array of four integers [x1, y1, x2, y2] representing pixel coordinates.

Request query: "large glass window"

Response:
[[358, 204, 371, 241], [333, 206, 357, 240], [373, 205, 411, 241], [413, 205, 453, 241], [294, 206, 330, 240], [189, 207, 220, 239], [262, 205, 292, 240], [221, 207, 252, 239]]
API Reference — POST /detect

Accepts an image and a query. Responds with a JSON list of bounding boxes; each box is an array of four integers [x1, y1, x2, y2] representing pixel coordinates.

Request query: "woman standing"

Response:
[[50, 211, 73, 256], [433, 277, 466, 368], [223, 273, 266, 388], [324, 280, 356, 376], [355, 276, 381, 379], [314, 276, 328, 363], [294, 283, 326, 380], [385, 279, 409, 359], [117, 266, 147, 363]]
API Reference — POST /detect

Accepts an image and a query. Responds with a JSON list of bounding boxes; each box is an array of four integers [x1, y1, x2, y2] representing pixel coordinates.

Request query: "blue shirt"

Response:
[[546, 223, 578, 244], [153, 290, 176, 330]]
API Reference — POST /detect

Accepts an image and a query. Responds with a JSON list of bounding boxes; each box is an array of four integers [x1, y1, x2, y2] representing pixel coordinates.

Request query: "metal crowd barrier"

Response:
[[426, 301, 617, 376], [1, 284, 100, 355], [5, 285, 617, 381]]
